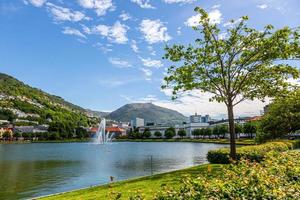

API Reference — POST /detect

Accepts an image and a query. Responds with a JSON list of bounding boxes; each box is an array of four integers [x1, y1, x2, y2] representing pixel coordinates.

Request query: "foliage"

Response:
[[164, 127, 176, 139], [154, 131, 162, 138], [142, 128, 152, 138], [162, 7, 300, 159], [243, 122, 257, 138], [177, 129, 186, 138], [0, 109, 16, 122], [260, 89, 300, 140], [154, 151, 300, 200], [207, 141, 295, 164]]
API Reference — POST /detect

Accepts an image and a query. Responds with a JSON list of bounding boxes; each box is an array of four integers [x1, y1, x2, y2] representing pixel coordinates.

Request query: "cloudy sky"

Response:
[[0, 0, 299, 118]]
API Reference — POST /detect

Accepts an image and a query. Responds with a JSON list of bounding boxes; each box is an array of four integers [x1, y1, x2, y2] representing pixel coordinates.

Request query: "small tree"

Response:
[[163, 7, 300, 159], [142, 128, 152, 138], [243, 122, 257, 138], [164, 127, 176, 139], [2, 131, 12, 140], [13, 132, 21, 140], [192, 129, 201, 138], [235, 124, 243, 138], [154, 131, 162, 138], [178, 129, 186, 138], [203, 128, 212, 139]]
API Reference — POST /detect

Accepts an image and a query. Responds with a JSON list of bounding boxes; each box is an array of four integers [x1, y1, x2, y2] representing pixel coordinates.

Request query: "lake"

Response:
[[0, 142, 227, 199]]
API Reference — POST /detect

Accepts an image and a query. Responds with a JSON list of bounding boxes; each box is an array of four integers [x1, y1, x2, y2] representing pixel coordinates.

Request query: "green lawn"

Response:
[[39, 164, 221, 200]]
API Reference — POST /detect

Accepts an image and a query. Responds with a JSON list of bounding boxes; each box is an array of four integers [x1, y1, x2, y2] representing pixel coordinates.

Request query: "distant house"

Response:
[[89, 126, 126, 137], [106, 127, 126, 137], [14, 126, 34, 133]]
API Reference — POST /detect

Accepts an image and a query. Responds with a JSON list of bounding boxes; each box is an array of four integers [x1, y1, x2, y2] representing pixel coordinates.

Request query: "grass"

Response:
[[38, 164, 221, 200], [114, 138, 255, 145]]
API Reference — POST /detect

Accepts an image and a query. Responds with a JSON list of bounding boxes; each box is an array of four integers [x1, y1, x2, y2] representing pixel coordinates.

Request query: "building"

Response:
[[189, 113, 210, 123], [106, 127, 126, 137], [131, 118, 144, 129]]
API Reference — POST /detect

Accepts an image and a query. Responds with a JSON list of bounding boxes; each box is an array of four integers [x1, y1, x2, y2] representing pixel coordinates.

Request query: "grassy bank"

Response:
[[114, 138, 255, 145], [39, 164, 220, 200]]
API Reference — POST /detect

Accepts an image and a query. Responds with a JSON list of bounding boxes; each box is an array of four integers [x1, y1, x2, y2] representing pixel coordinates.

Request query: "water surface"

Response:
[[0, 142, 227, 199]]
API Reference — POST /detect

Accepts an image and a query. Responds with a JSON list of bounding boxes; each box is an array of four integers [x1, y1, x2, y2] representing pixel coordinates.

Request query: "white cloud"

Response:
[[131, 0, 155, 9], [46, 3, 91, 22], [140, 57, 163, 68], [78, 0, 114, 16], [257, 4, 268, 9], [119, 11, 131, 21], [155, 89, 267, 118], [223, 18, 242, 27], [147, 46, 156, 56], [24, 0, 47, 7], [185, 8, 222, 27], [93, 42, 113, 53], [108, 57, 132, 68], [131, 40, 139, 53], [177, 26, 182, 36], [86, 21, 129, 44], [139, 19, 171, 44], [163, 0, 195, 4], [62, 27, 86, 38], [140, 68, 153, 81]]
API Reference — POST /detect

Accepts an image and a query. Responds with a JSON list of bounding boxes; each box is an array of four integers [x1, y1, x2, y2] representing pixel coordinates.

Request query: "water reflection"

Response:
[[0, 142, 227, 199]]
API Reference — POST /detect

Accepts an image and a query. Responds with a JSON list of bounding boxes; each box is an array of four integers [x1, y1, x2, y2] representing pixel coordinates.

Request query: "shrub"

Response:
[[207, 141, 295, 164], [154, 151, 300, 200]]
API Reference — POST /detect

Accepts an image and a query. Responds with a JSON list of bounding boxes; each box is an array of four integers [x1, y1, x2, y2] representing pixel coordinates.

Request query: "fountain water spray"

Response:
[[94, 118, 114, 144]]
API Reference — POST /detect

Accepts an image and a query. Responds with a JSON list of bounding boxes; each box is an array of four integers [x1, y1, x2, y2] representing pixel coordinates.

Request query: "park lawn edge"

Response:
[[36, 164, 221, 200]]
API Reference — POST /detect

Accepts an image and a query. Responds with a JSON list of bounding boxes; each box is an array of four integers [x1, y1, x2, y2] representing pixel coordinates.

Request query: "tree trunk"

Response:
[[227, 102, 237, 160]]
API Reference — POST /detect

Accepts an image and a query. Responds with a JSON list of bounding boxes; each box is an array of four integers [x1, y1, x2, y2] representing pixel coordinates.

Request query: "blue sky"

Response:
[[0, 0, 300, 118]]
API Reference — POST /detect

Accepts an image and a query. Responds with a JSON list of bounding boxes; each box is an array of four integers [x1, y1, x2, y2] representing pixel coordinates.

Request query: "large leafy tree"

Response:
[[163, 7, 300, 159], [260, 89, 300, 139]]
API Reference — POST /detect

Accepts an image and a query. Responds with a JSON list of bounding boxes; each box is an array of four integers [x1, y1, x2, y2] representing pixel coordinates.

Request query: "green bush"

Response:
[[154, 151, 300, 200], [207, 141, 295, 164]]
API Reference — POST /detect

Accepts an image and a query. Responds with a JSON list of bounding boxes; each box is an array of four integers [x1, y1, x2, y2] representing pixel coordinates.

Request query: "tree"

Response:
[[76, 127, 87, 139], [164, 127, 176, 139], [235, 124, 243, 138], [243, 122, 257, 138], [203, 128, 212, 139], [2, 131, 12, 140], [162, 7, 300, 159], [192, 129, 201, 138], [142, 128, 152, 138], [13, 132, 21, 140], [178, 129, 186, 138], [154, 131, 162, 138], [260, 89, 300, 139]]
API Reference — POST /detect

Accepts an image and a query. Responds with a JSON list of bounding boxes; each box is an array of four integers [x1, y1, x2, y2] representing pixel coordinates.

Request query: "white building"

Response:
[[131, 118, 144, 129], [189, 113, 210, 123]]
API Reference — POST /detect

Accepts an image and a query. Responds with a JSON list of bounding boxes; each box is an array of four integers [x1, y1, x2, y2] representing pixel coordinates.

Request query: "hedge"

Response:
[[155, 151, 300, 200], [207, 141, 299, 164]]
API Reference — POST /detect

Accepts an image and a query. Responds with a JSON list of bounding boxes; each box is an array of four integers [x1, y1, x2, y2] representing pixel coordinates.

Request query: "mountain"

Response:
[[107, 103, 187, 124], [0, 73, 97, 130], [85, 109, 110, 118]]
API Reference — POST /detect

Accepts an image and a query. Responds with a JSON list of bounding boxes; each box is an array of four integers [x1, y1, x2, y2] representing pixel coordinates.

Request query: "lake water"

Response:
[[0, 142, 227, 199]]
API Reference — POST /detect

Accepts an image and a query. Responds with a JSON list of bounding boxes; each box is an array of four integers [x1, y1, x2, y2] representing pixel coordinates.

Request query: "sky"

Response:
[[0, 0, 300, 119]]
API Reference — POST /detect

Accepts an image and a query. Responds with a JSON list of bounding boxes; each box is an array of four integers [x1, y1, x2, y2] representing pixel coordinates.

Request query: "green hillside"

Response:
[[0, 73, 97, 132]]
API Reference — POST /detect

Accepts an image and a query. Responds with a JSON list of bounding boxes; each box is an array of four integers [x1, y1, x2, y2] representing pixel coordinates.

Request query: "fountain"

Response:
[[94, 118, 114, 144]]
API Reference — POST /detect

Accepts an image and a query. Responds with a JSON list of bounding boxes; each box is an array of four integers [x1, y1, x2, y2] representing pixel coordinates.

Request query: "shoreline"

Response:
[[1, 138, 255, 145]]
